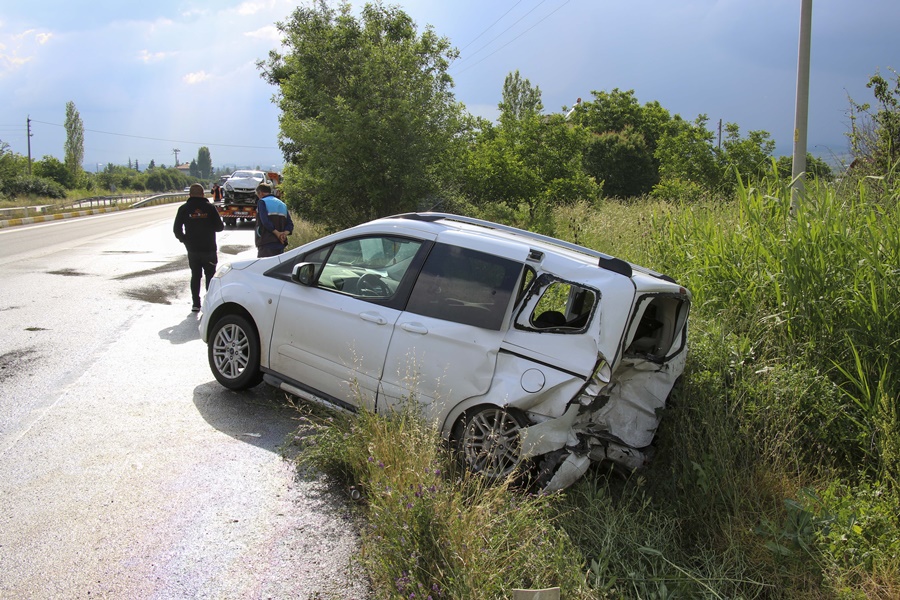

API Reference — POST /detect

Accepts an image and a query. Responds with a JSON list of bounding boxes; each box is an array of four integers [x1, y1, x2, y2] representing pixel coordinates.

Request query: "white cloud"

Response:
[[137, 49, 172, 64], [10, 28, 52, 45], [236, 2, 266, 16], [0, 28, 50, 75], [12, 28, 36, 42], [145, 17, 175, 34], [245, 25, 279, 42], [183, 70, 211, 84], [0, 52, 32, 73], [181, 8, 208, 19]]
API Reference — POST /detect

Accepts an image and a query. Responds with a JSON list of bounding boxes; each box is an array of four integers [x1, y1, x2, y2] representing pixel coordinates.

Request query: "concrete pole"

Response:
[[791, 0, 813, 211], [27, 116, 33, 176]]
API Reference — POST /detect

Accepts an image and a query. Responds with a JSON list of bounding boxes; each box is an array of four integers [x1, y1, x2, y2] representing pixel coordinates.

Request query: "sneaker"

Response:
[[191, 305, 201, 313]]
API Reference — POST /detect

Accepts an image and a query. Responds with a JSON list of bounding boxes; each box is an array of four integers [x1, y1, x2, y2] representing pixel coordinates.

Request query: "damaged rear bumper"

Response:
[[519, 403, 653, 491]]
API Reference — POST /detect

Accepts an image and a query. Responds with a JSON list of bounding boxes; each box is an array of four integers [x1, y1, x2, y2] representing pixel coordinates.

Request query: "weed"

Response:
[[295, 397, 590, 599], [290, 169, 900, 597]]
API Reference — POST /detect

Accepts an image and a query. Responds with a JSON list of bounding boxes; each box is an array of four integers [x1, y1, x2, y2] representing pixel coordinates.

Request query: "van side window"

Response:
[[405, 243, 522, 331], [317, 236, 423, 300], [529, 282, 596, 331]]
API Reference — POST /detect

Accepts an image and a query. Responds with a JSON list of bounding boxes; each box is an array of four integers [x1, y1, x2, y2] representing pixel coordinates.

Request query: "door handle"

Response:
[[359, 311, 387, 325], [400, 322, 428, 334]]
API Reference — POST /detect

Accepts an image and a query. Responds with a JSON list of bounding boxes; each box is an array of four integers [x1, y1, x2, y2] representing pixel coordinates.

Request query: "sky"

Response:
[[1, 0, 898, 173]]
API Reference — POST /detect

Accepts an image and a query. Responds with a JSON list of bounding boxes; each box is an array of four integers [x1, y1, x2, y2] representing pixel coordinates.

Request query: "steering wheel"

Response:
[[357, 273, 390, 297]]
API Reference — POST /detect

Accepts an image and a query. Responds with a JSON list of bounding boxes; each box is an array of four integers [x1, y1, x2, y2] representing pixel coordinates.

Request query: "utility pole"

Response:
[[791, 0, 813, 211], [172, 148, 180, 166], [27, 116, 33, 175]]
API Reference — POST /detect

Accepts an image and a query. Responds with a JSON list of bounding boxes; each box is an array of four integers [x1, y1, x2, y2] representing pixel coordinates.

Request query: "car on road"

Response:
[[199, 213, 691, 490], [222, 170, 274, 203]]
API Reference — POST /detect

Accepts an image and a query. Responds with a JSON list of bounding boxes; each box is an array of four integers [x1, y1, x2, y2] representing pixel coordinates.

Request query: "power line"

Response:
[[28, 119, 277, 150], [452, 0, 551, 70], [456, 0, 526, 54], [453, 0, 573, 76]]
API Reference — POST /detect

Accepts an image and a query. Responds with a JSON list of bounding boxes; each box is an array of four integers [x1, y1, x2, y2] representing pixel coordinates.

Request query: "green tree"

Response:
[[0, 140, 17, 184], [498, 70, 543, 122], [718, 122, 776, 190], [583, 126, 656, 198], [33, 155, 73, 188], [848, 68, 900, 175], [64, 101, 84, 186], [466, 72, 598, 219], [143, 167, 188, 192], [189, 159, 200, 178], [655, 114, 720, 193], [775, 153, 833, 181], [197, 146, 212, 179], [572, 89, 671, 198], [462, 112, 600, 229], [260, 1, 464, 229]]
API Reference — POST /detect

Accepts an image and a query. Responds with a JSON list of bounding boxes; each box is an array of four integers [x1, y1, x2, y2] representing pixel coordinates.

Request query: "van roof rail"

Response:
[[393, 212, 637, 278]]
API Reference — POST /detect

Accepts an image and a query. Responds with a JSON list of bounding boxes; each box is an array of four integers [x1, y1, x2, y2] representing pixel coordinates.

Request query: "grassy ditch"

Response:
[[296, 400, 592, 599], [293, 171, 899, 598]]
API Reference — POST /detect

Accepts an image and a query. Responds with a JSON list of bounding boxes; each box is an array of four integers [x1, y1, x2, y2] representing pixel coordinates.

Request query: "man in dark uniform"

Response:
[[173, 183, 224, 312], [255, 182, 294, 258]]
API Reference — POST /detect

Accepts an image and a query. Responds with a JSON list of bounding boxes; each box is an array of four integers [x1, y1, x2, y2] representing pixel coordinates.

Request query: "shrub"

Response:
[[0, 175, 67, 199], [650, 176, 707, 203], [802, 480, 900, 598]]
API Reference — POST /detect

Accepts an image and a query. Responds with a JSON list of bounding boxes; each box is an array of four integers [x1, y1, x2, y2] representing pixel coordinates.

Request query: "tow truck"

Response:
[[215, 170, 281, 227]]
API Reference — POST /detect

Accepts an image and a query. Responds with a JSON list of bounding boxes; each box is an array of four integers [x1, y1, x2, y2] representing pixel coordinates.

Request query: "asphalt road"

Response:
[[0, 204, 369, 599]]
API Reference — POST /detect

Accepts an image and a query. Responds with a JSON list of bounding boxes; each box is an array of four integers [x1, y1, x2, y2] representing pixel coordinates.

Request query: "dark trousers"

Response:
[[257, 242, 285, 258], [188, 250, 218, 306]]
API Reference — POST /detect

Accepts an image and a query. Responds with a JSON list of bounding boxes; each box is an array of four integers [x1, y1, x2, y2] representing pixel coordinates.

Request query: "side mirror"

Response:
[[291, 262, 317, 286]]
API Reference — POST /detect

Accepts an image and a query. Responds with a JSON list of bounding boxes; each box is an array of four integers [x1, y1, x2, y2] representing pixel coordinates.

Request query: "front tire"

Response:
[[455, 406, 529, 480], [208, 314, 262, 390]]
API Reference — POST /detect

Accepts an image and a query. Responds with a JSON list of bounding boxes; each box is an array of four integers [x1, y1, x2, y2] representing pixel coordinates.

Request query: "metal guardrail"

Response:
[[131, 192, 190, 208], [0, 205, 52, 218], [0, 192, 187, 218], [68, 193, 146, 209], [0, 191, 192, 227]]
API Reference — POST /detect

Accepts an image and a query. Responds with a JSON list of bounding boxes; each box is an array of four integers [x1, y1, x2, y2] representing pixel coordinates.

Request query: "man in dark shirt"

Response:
[[255, 182, 294, 258], [173, 183, 224, 312]]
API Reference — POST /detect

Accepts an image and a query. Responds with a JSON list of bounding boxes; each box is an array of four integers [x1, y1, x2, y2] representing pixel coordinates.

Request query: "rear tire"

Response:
[[208, 314, 262, 390], [454, 406, 529, 480]]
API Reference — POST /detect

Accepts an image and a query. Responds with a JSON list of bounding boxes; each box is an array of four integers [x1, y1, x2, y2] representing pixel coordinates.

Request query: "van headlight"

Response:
[[213, 263, 233, 279]]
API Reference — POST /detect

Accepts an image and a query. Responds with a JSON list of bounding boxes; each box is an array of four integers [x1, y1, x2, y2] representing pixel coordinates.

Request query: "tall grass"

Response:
[[645, 170, 900, 596], [291, 172, 900, 597], [284, 215, 329, 251], [653, 171, 900, 479], [296, 400, 591, 599]]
